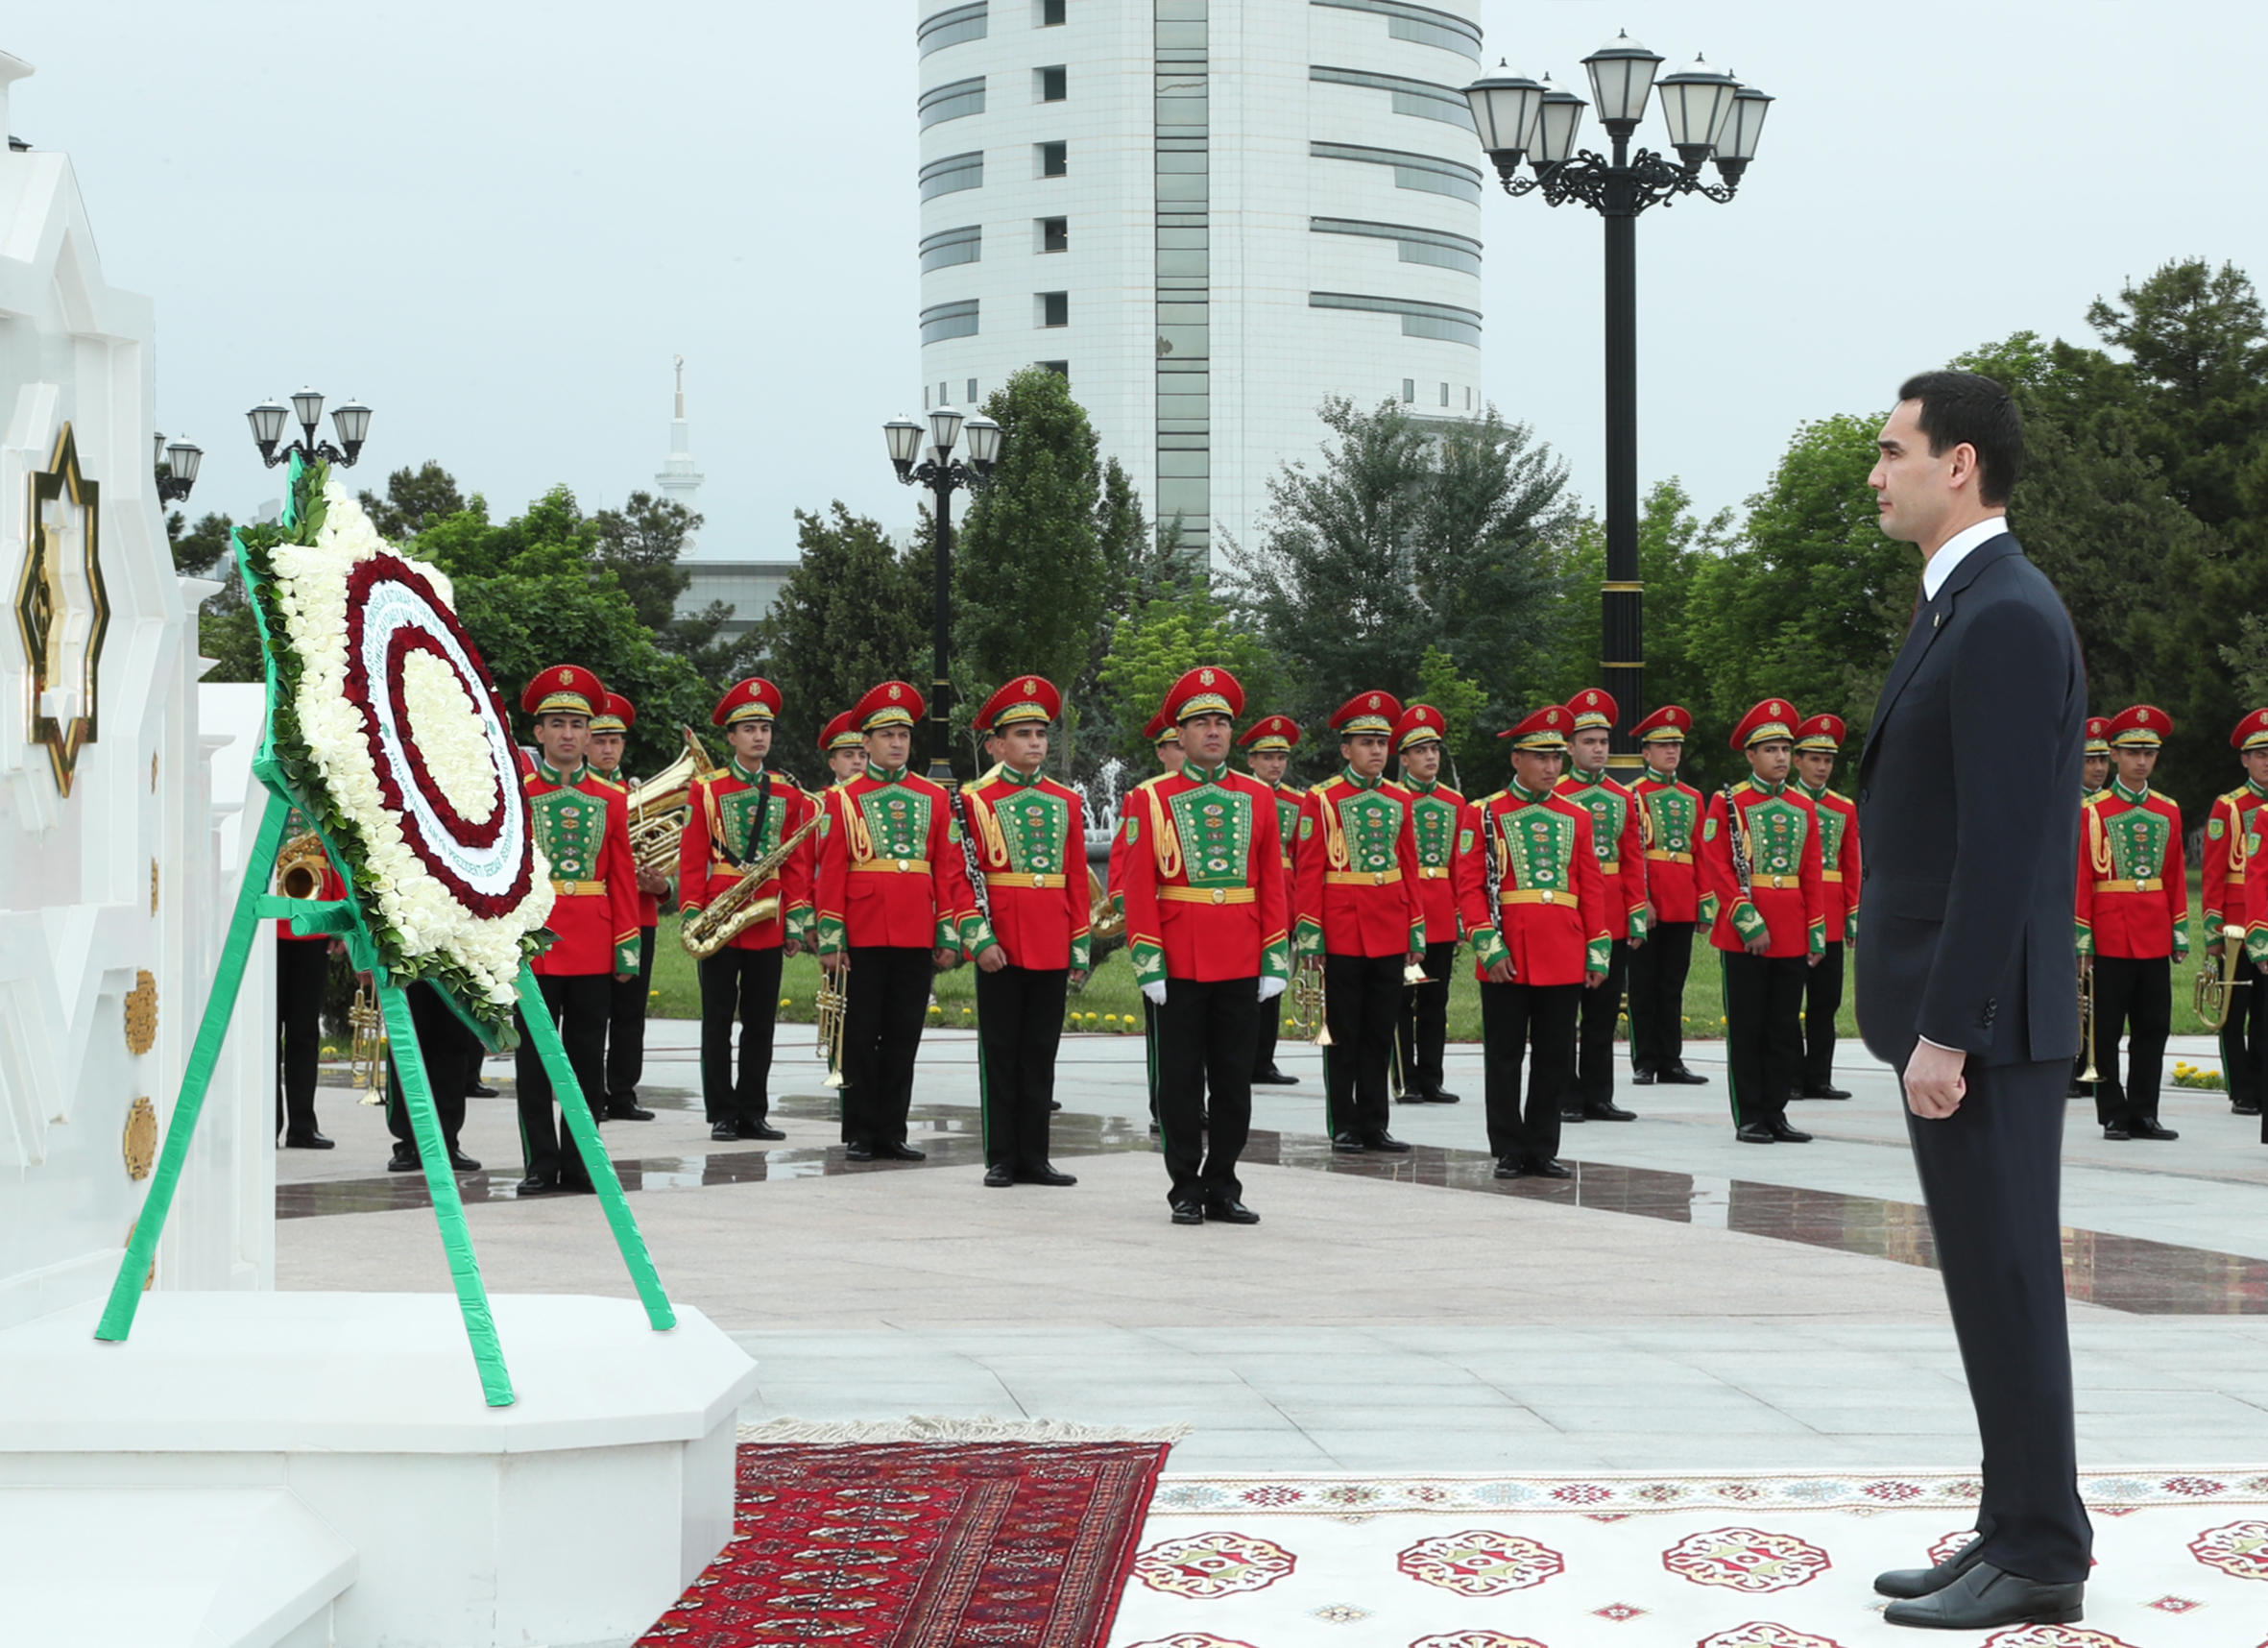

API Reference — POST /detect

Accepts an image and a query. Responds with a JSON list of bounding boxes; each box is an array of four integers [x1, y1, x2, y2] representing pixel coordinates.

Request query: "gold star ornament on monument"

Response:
[[13, 424, 109, 795]]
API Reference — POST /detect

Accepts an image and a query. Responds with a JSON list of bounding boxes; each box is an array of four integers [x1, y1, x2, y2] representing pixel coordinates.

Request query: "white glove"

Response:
[[1142, 979, 1168, 1006], [1257, 975, 1287, 1003]]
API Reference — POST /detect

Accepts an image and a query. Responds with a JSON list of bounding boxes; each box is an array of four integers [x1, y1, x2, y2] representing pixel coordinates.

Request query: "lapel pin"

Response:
[[1933, 612, 1942, 628]]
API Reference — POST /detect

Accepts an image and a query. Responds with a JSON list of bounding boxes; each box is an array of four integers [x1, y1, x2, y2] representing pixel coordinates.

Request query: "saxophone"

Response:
[[681, 806, 823, 960]]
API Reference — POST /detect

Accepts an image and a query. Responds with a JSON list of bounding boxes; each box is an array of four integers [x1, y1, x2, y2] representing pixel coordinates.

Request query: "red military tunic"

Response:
[[1118, 760, 1292, 987], [1700, 780, 1826, 959], [1556, 767, 1649, 939], [1401, 777, 1466, 943], [812, 765, 972, 954], [587, 773, 664, 929], [1633, 772, 1704, 925], [958, 765, 1093, 972], [1798, 780, 1863, 944], [1453, 783, 1610, 985], [524, 762, 643, 977], [1292, 769, 1426, 960], [677, 758, 817, 952], [2202, 780, 2265, 957], [2075, 783, 2188, 961]]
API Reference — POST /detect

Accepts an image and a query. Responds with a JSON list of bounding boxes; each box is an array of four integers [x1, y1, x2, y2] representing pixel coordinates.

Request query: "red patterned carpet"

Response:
[[639, 1441, 1170, 1647]]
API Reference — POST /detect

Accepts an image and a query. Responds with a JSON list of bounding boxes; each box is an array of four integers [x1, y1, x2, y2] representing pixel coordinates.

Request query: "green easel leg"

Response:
[[378, 983, 515, 1407], [514, 964, 677, 1330], [96, 790, 294, 1343]]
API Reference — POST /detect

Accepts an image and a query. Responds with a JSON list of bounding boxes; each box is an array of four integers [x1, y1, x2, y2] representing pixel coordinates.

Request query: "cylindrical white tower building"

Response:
[[915, 0, 1485, 563]]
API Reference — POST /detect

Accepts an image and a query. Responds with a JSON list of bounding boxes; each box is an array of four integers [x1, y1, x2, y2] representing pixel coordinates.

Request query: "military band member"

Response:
[[1296, 691, 1426, 1154], [585, 691, 663, 1122], [1557, 690, 1648, 1124], [515, 665, 643, 1196], [679, 678, 815, 1143], [1393, 704, 1464, 1104], [2082, 716, 2112, 801], [1115, 710, 1194, 1131], [1119, 667, 1292, 1224], [275, 815, 345, 1151], [1626, 706, 1707, 1087], [1241, 714, 1306, 1087], [1701, 699, 1826, 1145], [2078, 704, 2187, 1141], [1792, 714, 1862, 1102], [1454, 706, 1608, 1179], [820, 712, 868, 787], [961, 676, 1090, 1187], [2205, 708, 2268, 1120], [383, 982, 483, 1174], [813, 681, 973, 1161]]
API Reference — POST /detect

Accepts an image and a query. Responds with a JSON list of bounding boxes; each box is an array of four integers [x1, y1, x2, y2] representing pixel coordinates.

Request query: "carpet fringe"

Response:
[[737, 1413, 1194, 1445]]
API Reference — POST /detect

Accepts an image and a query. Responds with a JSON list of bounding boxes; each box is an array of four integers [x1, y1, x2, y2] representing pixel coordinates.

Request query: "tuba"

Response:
[[274, 831, 328, 901], [682, 808, 824, 960], [2194, 923, 2250, 1032], [626, 726, 718, 879]]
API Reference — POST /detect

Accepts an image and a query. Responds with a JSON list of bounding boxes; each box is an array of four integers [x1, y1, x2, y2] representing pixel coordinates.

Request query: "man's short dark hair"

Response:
[[1895, 370, 2022, 506]]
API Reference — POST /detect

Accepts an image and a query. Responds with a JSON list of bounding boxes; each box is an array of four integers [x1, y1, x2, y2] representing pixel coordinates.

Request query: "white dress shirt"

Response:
[[1920, 514, 2012, 600]]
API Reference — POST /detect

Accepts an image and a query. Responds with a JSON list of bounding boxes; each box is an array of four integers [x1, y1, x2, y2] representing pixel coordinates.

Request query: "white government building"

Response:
[[915, 0, 1487, 563]]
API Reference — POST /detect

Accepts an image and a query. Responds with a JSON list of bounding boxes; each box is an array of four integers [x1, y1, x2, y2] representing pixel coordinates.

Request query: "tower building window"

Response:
[[1039, 291, 1070, 327], [1040, 216, 1069, 253], [1039, 65, 1067, 101], [1038, 359, 1070, 379], [1041, 0, 1066, 22], [1039, 140, 1067, 177], [1402, 379, 1415, 403]]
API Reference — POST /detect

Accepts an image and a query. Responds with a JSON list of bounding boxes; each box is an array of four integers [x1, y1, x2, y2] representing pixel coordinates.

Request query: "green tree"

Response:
[[592, 490, 701, 638], [746, 503, 927, 765], [1097, 578, 1287, 777], [359, 461, 468, 542], [1413, 643, 1488, 793], [166, 509, 234, 576]]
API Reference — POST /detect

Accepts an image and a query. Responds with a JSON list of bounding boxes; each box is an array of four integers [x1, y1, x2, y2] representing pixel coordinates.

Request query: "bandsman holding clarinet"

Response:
[[1556, 690, 1648, 1125], [1627, 705, 1708, 1088], [1241, 714, 1306, 1088], [1393, 703, 1465, 1106]]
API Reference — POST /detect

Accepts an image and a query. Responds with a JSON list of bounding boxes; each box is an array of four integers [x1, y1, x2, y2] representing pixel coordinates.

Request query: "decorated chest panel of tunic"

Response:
[[1740, 794, 1810, 877], [1569, 783, 1629, 863], [1170, 785, 1254, 888], [2096, 803, 2170, 882], [718, 788, 786, 863], [1331, 787, 1403, 875], [1274, 790, 1302, 856], [989, 788, 1071, 875], [1814, 801, 1849, 869], [1644, 787, 1696, 854], [1411, 793, 1459, 867], [858, 784, 933, 861], [1497, 804, 1578, 893], [532, 788, 605, 881]]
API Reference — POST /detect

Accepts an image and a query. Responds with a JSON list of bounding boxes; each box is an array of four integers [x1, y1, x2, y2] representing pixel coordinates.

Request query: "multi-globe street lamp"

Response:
[[1464, 36, 1772, 765], [153, 429, 203, 504], [246, 387, 374, 470], [883, 405, 1003, 787]]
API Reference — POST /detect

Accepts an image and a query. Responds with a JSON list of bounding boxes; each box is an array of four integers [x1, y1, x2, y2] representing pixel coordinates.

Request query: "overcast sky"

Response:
[[13, 2, 2268, 560]]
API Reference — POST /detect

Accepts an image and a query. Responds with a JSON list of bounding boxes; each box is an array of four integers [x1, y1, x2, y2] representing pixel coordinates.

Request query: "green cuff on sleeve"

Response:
[[1071, 933, 1092, 972], [1474, 928, 1508, 969], [1585, 936, 1611, 974], [1730, 900, 1769, 945], [816, 913, 847, 956], [2073, 922, 2092, 957], [1263, 938, 1292, 982], [1808, 919, 1825, 957], [1294, 917, 1324, 960], [1132, 939, 1166, 988]]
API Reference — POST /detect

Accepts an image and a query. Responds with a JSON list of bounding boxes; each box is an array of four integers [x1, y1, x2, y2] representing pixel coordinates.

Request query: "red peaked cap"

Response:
[[1630, 704, 1693, 743], [1730, 698, 1799, 750], [1565, 688, 1617, 732], [1239, 715, 1300, 751], [589, 691, 635, 735], [2084, 716, 2111, 754], [1793, 713, 1845, 752], [974, 675, 1061, 734], [853, 679, 925, 733], [1498, 704, 1571, 751], [712, 677, 781, 728], [2107, 704, 2170, 748], [1330, 691, 1403, 737], [818, 710, 862, 752], [1143, 708, 1181, 745], [1392, 704, 1446, 752], [2232, 708, 2268, 752], [521, 664, 605, 717], [1160, 666, 1244, 725]]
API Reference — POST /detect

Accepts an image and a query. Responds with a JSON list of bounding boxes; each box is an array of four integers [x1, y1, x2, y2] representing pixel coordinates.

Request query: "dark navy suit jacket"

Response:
[[1854, 531, 2085, 1068]]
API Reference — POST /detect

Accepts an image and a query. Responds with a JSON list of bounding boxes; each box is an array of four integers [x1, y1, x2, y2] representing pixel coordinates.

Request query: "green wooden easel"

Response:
[[93, 455, 674, 1406]]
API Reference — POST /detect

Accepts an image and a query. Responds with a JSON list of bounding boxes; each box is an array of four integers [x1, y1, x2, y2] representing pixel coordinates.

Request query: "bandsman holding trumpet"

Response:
[[1294, 691, 1425, 1154], [1241, 714, 1306, 1087], [1455, 706, 1608, 1180], [813, 681, 973, 1162], [1393, 704, 1465, 1105], [960, 677, 1091, 1188], [2078, 705, 2188, 1141], [1556, 690, 1648, 1125], [2204, 708, 2268, 1121], [515, 665, 643, 1196], [680, 677, 816, 1144], [586, 691, 664, 1122]]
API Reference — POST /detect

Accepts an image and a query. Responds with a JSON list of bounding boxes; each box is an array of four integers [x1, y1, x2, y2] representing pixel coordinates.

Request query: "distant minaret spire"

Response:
[[657, 352, 704, 515]]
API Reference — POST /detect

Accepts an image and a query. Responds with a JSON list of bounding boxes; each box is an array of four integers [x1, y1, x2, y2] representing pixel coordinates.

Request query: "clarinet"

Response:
[[950, 788, 993, 929], [1483, 801, 1511, 981], [1719, 784, 1754, 904]]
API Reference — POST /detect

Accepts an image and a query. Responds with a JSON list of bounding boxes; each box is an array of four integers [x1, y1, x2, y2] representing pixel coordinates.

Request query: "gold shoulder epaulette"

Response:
[[591, 773, 627, 792], [2224, 786, 2254, 806]]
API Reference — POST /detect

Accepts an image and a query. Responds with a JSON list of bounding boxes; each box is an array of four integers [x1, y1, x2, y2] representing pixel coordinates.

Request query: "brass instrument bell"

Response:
[[2193, 923, 2250, 1033]]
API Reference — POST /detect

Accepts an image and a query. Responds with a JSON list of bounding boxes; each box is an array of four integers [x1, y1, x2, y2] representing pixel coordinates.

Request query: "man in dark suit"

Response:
[[1856, 371, 2091, 1631]]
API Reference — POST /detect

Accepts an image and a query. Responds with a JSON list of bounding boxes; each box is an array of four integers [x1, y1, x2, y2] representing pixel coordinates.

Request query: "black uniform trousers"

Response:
[[515, 971, 610, 1183], [977, 964, 1068, 1171], [839, 945, 931, 1149], [1801, 938, 1846, 1090], [1480, 980, 1579, 1165], [1627, 920, 1694, 1076], [275, 934, 328, 1141], [604, 926, 655, 1104], [1568, 939, 1631, 1113], [2089, 954, 2171, 1127], [385, 981, 477, 1156], [1905, 1054, 2092, 1585], [1322, 952, 1404, 1139], [1157, 976, 1257, 1207], [1721, 950, 1803, 1128], [1252, 994, 1284, 1078], [1395, 939, 1456, 1096], [698, 944, 784, 1127], [2217, 953, 2264, 1111]]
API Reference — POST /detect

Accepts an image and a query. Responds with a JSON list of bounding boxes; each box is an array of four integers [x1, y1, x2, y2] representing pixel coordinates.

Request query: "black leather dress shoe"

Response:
[[1767, 1119, 1813, 1143], [1363, 1133, 1412, 1153], [468, 1080, 500, 1099], [711, 1121, 740, 1142], [1049, 1099, 1061, 1110], [844, 1143, 876, 1161], [739, 1121, 786, 1141], [2101, 1124, 2130, 1141], [1660, 1066, 1709, 1084], [1431, 1089, 1460, 1103], [1881, 1561, 2082, 1629], [1170, 1199, 1205, 1225], [1492, 1155, 1523, 1179], [515, 1174, 559, 1196], [1017, 1164, 1077, 1186], [1252, 1068, 1300, 1085], [877, 1142, 928, 1161], [1525, 1157, 1572, 1178], [606, 1101, 655, 1121], [2129, 1117, 2179, 1140], [1558, 1105, 1585, 1122], [447, 1149, 481, 1172], [1735, 1121, 1776, 1144], [1582, 1102, 1635, 1122], [1331, 1131, 1366, 1153], [282, 1131, 334, 1150], [1876, 1533, 1984, 1599], [2235, 1100, 2262, 1116], [983, 1163, 1015, 1188], [387, 1145, 421, 1173], [1205, 1198, 1260, 1224], [1630, 1068, 1657, 1085], [1800, 1083, 1853, 1100]]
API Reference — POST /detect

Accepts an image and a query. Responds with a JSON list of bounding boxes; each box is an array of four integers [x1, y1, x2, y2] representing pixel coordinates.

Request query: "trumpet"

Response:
[[814, 958, 849, 1089], [1087, 866, 1125, 943], [274, 830, 327, 900], [347, 983, 390, 1104], [2194, 923, 2250, 1032], [625, 726, 717, 879], [682, 809, 823, 960], [2077, 961, 2099, 1084], [1290, 957, 1332, 1046]]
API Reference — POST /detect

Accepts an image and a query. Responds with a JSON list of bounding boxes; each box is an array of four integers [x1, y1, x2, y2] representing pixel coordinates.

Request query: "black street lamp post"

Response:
[[1466, 36, 1771, 766], [247, 386, 374, 470], [883, 406, 1003, 787], [153, 429, 203, 504]]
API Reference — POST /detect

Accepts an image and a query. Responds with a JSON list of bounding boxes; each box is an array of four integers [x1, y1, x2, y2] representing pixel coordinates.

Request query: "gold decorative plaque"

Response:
[[13, 424, 108, 796], [124, 970, 157, 1055], [151, 858, 159, 914], [122, 1097, 157, 1180]]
